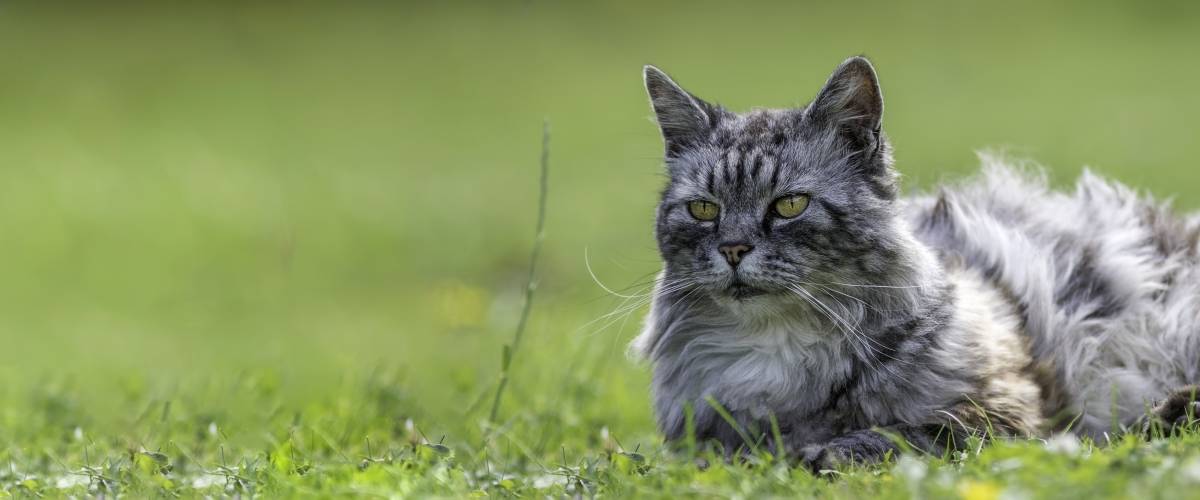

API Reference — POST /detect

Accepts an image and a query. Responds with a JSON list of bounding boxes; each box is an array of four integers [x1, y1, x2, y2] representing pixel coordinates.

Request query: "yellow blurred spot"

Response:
[[959, 480, 1001, 500], [434, 281, 490, 328]]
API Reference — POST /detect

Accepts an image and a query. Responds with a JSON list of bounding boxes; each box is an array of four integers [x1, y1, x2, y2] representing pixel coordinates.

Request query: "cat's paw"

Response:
[[1146, 386, 1200, 435], [1142, 383, 1200, 434], [799, 430, 895, 473], [798, 443, 841, 473], [1165, 402, 1200, 428]]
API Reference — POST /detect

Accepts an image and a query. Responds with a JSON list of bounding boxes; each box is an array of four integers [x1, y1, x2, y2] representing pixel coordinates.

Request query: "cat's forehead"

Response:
[[710, 109, 804, 146], [666, 108, 836, 201]]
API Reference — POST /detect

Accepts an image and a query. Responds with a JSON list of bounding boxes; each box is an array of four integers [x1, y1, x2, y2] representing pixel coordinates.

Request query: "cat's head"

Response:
[[645, 57, 906, 305]]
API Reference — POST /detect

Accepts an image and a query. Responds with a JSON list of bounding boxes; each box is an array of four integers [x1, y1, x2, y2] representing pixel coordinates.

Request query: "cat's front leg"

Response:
[[799, 424, 960, 471]]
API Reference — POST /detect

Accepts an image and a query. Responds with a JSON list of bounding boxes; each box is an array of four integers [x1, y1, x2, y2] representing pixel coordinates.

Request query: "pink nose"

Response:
[[718, 243, 753, 266]]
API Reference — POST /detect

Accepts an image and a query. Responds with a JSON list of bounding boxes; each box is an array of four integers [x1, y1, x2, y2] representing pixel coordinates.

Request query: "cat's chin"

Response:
[[726, 282, 766, 300], [710, 287, 806, 321], [710, 280, 776, 309]]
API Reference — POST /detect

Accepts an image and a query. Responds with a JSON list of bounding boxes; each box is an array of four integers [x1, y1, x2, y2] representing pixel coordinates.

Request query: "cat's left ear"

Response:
[[806, 56, 884, 154], [644, 65, 718, 156]]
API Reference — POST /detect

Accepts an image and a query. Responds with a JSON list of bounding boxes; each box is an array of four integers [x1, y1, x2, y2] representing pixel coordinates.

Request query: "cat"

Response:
[[629, 56, 1200, 470]]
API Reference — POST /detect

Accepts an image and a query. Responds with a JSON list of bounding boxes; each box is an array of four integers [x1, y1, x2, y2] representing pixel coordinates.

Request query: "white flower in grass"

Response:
[[895, 455, 927, 483], [1044, 433, 1081, 456], [191, 474, 224, 488], [1178, 457, 1200, 483], [54, 474, 88, 489]]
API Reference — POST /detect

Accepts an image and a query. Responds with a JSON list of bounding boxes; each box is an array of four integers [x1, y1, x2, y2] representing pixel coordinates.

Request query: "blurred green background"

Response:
[[1, 0, 1198, 438]]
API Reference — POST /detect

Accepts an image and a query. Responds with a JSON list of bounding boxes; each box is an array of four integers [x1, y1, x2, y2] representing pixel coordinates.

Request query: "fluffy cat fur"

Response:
[[630, 56, 1200, 469]]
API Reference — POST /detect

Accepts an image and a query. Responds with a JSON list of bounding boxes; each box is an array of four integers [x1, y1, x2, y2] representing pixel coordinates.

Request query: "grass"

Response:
[[9, 372, 1200, 497], [3, 0, 1200, 497]]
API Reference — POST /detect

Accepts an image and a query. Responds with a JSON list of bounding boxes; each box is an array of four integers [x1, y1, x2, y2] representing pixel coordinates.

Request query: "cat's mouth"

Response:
[[726, 280, 766, 299]]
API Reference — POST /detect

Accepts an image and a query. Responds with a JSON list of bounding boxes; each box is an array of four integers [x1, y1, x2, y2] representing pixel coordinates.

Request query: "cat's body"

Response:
[[908, 163, 1200, 436], [631, 57, 1200, 467]]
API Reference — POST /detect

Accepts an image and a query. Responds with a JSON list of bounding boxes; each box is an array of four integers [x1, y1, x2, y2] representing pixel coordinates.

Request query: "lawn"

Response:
[[2, 0, 1200, 497]]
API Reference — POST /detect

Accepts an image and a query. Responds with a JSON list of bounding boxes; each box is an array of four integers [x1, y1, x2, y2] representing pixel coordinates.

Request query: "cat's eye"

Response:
[[773, 194, 810, 219], [687, 200, 720, 221]]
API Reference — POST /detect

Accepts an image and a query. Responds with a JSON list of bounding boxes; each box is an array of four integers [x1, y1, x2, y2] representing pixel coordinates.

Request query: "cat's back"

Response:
[[904, 157, 1200, 433]]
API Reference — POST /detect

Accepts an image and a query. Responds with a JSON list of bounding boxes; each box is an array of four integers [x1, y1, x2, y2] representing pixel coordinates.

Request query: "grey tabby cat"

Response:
[[630, 56, 1200, 469]]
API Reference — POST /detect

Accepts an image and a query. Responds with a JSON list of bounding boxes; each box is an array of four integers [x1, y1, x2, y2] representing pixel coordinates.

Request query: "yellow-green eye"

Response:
[[687, 200, 720, 221], [773, 194, 810, 218]]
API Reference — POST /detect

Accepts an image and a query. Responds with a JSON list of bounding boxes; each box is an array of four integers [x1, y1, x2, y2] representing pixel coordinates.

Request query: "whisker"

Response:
[[794, 281, 906, 314], [787, 285, 877, 363], [579, 276, 704, 337], [826, 282, 923, 290], [787, 285, 918, 381], [583, 247, 666, 298], [585, 251, 636, 299]]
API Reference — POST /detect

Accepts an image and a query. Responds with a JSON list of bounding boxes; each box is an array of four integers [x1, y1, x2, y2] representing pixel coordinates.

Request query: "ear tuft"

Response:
[[643, 65, 716, 155], [806, 56, 884, 151]]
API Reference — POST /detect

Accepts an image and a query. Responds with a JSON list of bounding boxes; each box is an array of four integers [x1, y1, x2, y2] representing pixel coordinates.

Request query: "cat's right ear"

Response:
[[644, 66, 716, 156], [805, 57, 884, 154]]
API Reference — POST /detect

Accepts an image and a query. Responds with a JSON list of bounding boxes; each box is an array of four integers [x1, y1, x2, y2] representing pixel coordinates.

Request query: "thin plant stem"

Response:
[[488, 120, 550, 425]]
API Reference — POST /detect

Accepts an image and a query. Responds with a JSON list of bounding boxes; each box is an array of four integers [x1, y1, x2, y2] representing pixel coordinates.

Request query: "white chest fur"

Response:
[[659, 302, 853, 420]]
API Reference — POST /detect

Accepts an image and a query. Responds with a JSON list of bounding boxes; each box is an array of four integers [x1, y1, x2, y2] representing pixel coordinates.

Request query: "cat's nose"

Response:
[[718, 242, 754, 267]]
